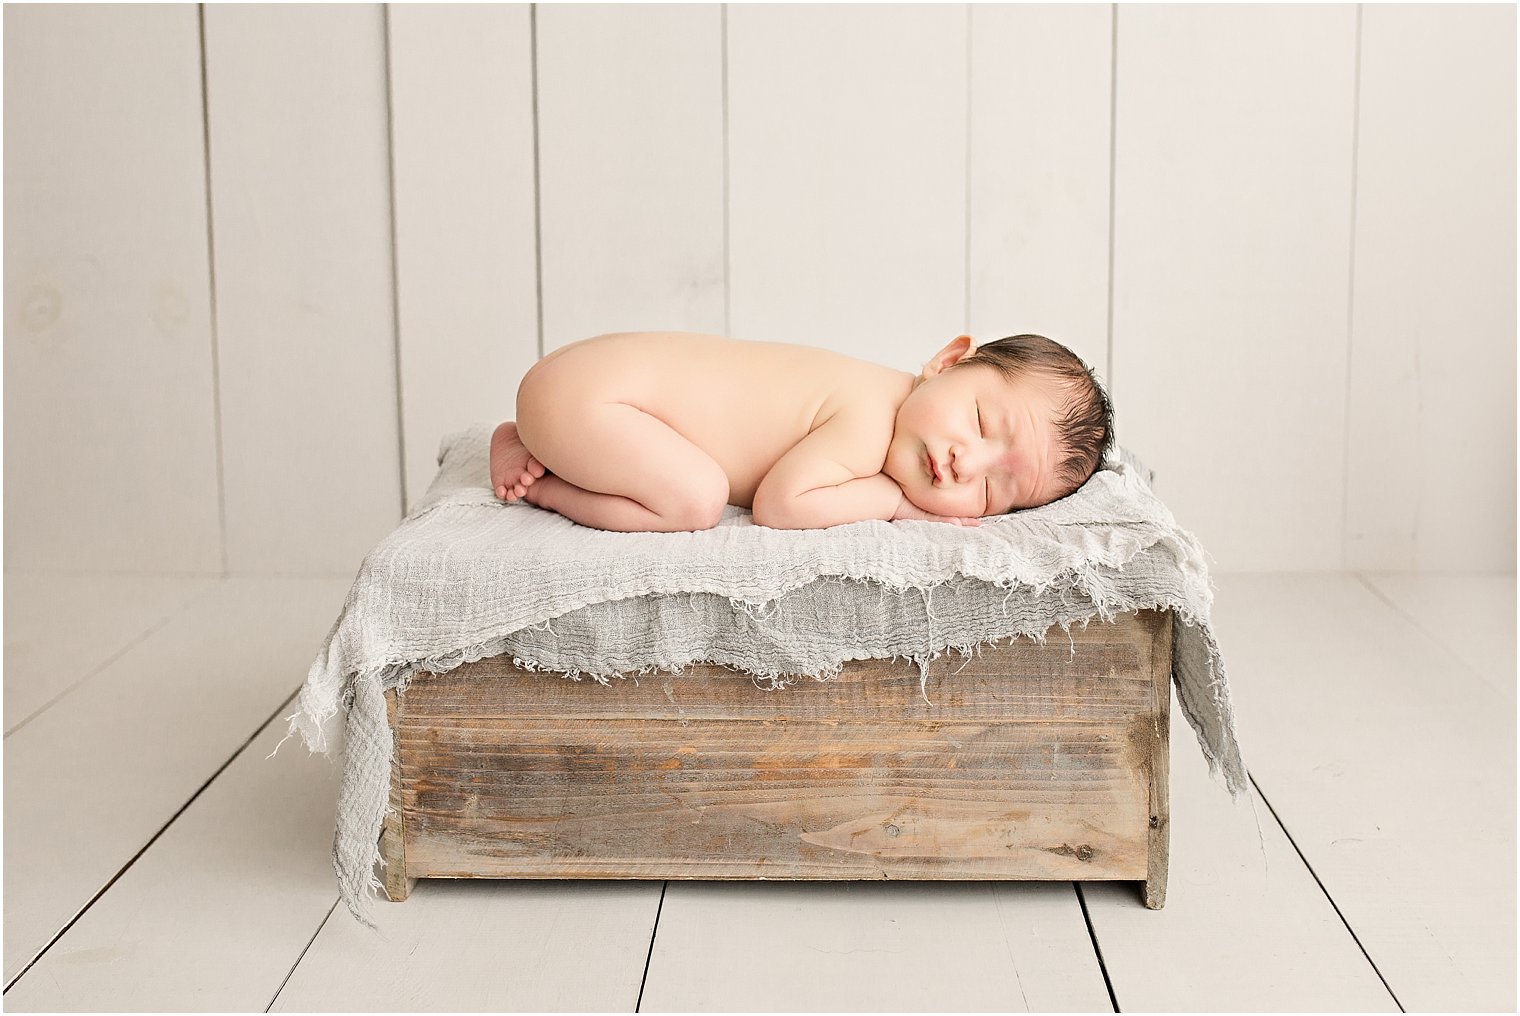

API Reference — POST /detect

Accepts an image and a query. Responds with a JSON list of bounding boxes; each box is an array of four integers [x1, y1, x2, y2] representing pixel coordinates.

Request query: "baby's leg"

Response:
[[513, 374, 729, 533]]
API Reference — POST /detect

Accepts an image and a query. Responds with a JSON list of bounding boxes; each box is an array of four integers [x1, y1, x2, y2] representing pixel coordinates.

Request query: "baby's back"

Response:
[[533, 331, 905, 508]]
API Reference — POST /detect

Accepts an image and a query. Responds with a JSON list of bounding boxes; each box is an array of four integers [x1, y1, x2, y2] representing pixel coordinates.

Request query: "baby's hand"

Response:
[[891, 499, 982, 527]]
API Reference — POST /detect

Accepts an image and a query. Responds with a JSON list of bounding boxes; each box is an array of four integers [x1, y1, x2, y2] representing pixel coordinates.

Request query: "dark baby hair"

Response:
[[950, 333, 1116, 499]]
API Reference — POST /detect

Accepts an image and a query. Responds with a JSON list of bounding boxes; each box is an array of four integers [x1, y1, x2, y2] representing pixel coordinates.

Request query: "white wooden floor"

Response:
[[2, 571, 1514, 1012]]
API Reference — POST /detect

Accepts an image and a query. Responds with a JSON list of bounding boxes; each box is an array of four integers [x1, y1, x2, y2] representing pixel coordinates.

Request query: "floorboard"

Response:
[[3, 573, 218, 733], [1, 571, 1510, 1011], [1359, 572, 1516, 706], [638, 879, 1112, 1012], [269, 880, 660, 1012], [1084, 696, 1399, 1011], [1, 576, 350, 983], [2, 691, 342, 1011], [1210, 572, 1515, 1011]]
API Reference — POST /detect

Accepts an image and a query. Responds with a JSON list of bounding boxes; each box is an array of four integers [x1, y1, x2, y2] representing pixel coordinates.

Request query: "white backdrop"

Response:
[[4, 3, 1514, 576]]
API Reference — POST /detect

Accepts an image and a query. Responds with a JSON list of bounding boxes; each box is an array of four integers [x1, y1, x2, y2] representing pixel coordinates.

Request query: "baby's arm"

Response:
[[891, 498, 982, 527], [752, 411, 904, 529], [752, 411, 980, 530]]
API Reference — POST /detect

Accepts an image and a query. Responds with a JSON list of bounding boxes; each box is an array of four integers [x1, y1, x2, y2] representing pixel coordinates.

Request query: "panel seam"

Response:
[[722, 4, 731, 338], [383, 3, 408, 517], [1106, 4, 1118, 393], [1250, 772, 1405, 1011], [1340, 5, 1364, 570], [964, 2, 972, 336], [1074, 882, 1121, 1011], [530, 4, 544, 358], [198, 3, 229, 576]]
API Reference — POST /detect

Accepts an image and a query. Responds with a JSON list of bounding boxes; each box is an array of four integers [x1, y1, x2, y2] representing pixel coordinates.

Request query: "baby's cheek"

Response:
[[903, 489, 940, 514], [900, 480, 962, 514]]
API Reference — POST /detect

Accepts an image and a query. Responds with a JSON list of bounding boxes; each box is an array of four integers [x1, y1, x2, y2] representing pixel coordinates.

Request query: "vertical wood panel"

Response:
[[204, 5, 400, 572], [1112, 5, 1357, 570], [2, 4, 221, 573], [1346, 4, 1517, 572], [388, 4, 537, 510], [968, 4, 1112, 381], [727, 4, 966, 371], [537, 3, 725, 352]]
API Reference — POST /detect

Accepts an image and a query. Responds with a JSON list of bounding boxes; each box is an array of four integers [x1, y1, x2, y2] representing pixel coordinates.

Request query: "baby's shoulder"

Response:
[[813, 359, 914, 431]]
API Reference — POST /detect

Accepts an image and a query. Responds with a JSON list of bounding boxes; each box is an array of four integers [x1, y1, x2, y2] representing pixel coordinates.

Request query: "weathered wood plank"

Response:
[[380, 684, 415, 902], [1144, 606, 1171, 908], [386, 610, 1168, 893]]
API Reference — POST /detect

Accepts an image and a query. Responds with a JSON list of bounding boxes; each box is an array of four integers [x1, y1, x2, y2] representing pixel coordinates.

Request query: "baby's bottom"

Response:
[[504, 359, 729, 533]]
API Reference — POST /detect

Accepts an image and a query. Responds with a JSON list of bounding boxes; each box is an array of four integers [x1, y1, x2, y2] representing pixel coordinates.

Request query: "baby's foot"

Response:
[[489, 420, 546, 501]]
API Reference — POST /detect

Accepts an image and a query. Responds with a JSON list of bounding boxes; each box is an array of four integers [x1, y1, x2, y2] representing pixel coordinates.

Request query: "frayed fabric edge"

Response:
[[280, 573, 1249, 931]]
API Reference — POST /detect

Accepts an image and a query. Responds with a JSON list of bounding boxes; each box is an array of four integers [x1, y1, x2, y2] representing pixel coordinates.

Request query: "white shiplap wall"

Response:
[[3, 5, 222, 573], [967, 4, 1112, 410], [537, 4, 727, 349], [1112, 4, 1359, 572], [388, 4, 539, 506], [1346, 4, 1517, 572], [202, 5, 402, 574], [3, 3, 1513, 576], [726, 4, 968, 369]]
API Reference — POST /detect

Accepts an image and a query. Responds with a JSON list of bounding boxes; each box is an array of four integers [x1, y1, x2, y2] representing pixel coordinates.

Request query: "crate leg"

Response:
[[1143, 870, 1167, 909], [1144, 610, 1171, 910], [381, 686, 416, 902]]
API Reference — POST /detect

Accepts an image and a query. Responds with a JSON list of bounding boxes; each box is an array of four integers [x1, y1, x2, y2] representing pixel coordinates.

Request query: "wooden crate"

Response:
[[379, 608, 1172, 908]]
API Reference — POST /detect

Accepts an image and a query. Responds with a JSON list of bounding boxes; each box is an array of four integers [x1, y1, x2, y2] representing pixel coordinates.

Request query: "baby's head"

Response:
[[883, 333, 1115, 517]]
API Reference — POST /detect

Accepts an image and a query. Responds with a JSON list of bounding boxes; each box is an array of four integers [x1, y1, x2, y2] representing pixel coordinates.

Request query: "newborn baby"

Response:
[[491, 330, 1113, 532]]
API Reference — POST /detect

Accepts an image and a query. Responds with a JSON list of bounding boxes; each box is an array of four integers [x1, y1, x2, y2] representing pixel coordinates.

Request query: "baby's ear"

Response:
[[924, 334, 972, 371]]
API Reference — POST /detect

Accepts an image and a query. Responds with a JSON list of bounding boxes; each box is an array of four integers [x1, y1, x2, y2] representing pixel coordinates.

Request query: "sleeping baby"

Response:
[[490, 330, 1114, 532]]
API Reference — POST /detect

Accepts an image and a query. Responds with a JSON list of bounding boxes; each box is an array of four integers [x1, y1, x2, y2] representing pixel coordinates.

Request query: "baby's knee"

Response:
[[670, 472, 728, 531]]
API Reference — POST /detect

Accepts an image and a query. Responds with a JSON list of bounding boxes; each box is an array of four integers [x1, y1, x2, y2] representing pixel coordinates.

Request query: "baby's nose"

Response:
[[952, 447, 980, 481]]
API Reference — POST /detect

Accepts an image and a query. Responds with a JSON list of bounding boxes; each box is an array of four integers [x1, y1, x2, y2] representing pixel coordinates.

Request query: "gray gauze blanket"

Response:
[[275, 421, 1249, 929]]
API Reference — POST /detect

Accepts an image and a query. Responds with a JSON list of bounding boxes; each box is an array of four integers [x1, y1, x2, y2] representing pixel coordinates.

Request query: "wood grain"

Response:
[[381, 609, 1172, 898], [1145, 607, 1172, 907]]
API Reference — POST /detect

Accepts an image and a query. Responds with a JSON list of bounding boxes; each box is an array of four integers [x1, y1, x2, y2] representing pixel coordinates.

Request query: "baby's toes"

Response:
[[526, 456, 546, 478], [518, 469, 537, 489]]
